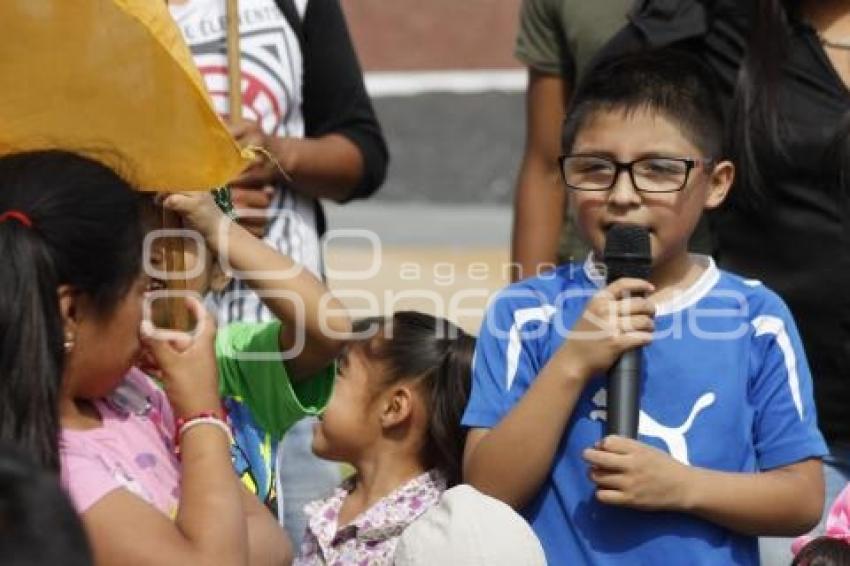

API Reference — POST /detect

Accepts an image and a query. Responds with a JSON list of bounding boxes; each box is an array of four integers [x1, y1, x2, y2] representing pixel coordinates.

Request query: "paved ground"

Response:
[[324, 89, 525, 332], [323, 2, 528, 332], [324, 93, 522, 331], [368, 93, 524, 205]]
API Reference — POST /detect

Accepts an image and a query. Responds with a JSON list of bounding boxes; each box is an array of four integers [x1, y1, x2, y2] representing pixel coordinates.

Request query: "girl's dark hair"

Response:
[[0, 442, 92, 566], [562, 47, 726, 159], [352, 311, 476, 487], [0, 150, 142, 471], [728, 0, 799, 207], [792, 536, 850, 566]]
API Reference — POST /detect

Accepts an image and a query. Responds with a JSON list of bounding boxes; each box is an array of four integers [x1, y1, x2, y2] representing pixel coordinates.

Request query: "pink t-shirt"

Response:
[[60, 368, 181, 517]]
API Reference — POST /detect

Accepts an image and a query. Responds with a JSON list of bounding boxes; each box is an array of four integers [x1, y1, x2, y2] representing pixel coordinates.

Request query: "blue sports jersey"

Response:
[[462, 256, 827, 566]]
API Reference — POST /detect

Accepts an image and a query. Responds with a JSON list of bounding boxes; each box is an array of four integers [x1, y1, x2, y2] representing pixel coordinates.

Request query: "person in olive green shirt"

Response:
[[511, 0, 634, 280], [140, 192, 350, 513]]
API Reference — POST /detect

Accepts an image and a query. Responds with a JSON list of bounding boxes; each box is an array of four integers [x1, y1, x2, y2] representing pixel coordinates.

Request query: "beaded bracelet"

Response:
[[174, 412, 233, 457]]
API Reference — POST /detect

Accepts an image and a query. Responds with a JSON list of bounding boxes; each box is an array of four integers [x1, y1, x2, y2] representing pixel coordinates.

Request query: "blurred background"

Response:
[[326, 0, 526, 332]]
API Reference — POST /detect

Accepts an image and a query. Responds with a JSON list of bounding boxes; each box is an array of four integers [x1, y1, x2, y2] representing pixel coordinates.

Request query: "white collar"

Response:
[[583, 253, 720, 316]]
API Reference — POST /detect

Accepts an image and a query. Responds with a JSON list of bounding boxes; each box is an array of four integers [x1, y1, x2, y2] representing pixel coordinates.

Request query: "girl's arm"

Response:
[[209, 216, 350, 379], [584, 436, 823, 535], [464, 279, 656, 509], [82, 300, 258, 565], [241, 485, 293, 566], [82, 430, 289, 566], [163, 192, 351, 380]]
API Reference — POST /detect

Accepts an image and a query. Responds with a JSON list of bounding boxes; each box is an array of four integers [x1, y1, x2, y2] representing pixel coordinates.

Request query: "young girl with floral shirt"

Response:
[[294, 312, 475, 565]]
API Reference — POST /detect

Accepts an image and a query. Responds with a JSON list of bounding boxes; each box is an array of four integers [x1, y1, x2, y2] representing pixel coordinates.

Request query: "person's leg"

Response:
[[276, 417, 341, 547], [758, 443, 850, 565]]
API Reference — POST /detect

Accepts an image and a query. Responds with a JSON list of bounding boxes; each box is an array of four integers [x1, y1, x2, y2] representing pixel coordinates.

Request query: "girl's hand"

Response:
[[556, 278, 656, 380], [160, 191, 226, 241], [583, 435, 691, 511], [140, 296, 220, 419]]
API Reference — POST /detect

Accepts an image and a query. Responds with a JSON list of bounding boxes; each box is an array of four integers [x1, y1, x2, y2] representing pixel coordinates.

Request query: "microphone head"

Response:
[[604, 224, 651, 283]]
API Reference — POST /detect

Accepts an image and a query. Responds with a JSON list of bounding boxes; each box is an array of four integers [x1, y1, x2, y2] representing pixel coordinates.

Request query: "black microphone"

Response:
[[603, 224, 651, 439]]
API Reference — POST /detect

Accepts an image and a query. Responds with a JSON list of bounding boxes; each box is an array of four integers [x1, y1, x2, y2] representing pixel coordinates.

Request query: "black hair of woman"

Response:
[[352, 311, 476, 487], [0, 150, 142, 471], [730, 0, 801, 207]]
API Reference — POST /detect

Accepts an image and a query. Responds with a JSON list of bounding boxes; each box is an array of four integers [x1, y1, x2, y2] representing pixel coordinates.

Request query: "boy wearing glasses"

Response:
[[461, 48, 826, 565]]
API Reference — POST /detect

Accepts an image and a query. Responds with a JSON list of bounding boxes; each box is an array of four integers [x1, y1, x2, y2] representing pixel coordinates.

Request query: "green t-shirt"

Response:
[[516, 0, 634, 264], [216, 321, 334, 509], [515, 0, 633, 84]]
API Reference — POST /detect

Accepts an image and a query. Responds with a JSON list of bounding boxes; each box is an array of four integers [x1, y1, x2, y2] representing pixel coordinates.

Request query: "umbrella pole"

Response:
[[153, 0, 190, 332], [160, 0, 240, 332], [162, 206, 191, 331], [227, 0, 242, 122]]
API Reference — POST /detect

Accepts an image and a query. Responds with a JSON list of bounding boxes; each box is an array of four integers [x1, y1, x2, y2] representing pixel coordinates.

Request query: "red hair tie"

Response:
[[0, 210, 33, 228]]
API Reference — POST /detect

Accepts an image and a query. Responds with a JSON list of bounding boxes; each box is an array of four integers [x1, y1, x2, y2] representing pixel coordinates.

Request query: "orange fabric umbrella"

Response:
[[0, 0, 252, 191]]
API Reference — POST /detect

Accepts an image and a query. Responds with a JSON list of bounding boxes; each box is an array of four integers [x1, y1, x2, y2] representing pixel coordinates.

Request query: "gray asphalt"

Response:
[[326, 91, 524, 247], [371, 92, 522, 204]]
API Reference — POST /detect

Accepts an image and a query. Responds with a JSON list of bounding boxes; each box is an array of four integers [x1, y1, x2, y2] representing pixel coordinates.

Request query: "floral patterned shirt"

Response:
[[294, 470, 446, 566]]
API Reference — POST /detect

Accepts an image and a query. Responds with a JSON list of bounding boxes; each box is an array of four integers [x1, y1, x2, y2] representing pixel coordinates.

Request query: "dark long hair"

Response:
[[0, 150, 142, 471], [729, 0, 800, 206], [0, 442, 92, 565], [352, 311, 475, 487]]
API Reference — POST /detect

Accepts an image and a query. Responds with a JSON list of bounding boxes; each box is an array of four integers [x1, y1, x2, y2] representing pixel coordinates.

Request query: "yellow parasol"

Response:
[[0, 0, 255, 329], [0, 0, 252, 191]]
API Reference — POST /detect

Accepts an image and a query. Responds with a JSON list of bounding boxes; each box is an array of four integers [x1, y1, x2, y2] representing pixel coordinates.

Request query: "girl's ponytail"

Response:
[[427, 330, 475, 487], [0, 220, 64, 471]]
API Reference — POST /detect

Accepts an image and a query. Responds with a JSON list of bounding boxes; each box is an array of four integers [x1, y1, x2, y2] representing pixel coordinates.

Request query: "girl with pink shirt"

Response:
[[0, 151, 289, 565]]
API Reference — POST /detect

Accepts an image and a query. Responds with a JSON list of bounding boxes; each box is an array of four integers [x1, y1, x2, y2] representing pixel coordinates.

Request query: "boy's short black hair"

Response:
[[0, 443, 92, 566], [562, 48, 726, 159]]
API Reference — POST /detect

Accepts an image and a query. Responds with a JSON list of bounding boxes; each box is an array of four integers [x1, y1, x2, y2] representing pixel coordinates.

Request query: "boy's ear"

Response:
[[208, 261, 232, 293], [379, 386, 414, 429], [704, 159, 735, 210]]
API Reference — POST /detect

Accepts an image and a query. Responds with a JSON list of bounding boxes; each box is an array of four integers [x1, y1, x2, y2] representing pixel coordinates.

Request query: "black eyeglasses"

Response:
[[558, 155, 714, 193]]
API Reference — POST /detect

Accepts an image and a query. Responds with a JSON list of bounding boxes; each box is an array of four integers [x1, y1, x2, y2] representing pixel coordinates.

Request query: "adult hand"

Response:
[[140, 296, 221, 419], [583, 435, 691, 511], [228, 119, 286, 188], [230, 185, 275, 238]]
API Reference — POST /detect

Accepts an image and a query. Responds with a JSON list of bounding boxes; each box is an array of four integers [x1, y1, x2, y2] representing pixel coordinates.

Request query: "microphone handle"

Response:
[[606, 350, 641, 439]]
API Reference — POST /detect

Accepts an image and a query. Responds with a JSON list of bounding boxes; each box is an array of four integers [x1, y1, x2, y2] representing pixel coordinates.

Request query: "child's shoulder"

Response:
[[713, 268, 794, 319], [477, 261, 593, 340], [489, 260, 594, 312], [215, 320, 282, 358]]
